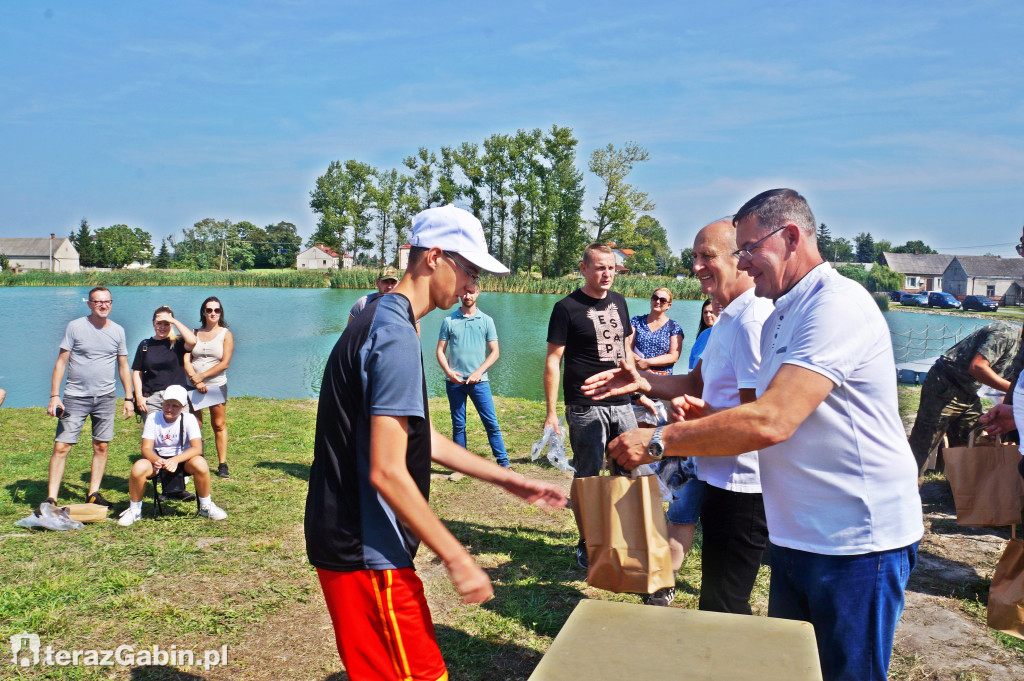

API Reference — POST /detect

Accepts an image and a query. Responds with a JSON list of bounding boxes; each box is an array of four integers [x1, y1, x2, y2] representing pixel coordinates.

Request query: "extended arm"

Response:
[[608, 364, 835, 469], [968, 353, 1013, 393], [47, 349, 70, 416], [370, 414, 492, 604]]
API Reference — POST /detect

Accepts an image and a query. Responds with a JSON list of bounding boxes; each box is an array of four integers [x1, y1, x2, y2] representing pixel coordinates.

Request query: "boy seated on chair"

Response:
[[118, 385, 227, 526]]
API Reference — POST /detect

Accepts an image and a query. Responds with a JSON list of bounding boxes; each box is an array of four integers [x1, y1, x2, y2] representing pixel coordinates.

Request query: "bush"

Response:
[[872, 292, 890, 311]]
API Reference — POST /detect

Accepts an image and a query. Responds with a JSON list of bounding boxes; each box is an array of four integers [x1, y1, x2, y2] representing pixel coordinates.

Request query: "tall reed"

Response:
[[0, 268, 704, 299]]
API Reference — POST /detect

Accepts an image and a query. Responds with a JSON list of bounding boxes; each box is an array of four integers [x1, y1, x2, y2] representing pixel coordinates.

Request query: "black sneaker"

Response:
[[44, 497, 58, 506], [216, 463, 230, 478], [575, 540, 588, 570], [641, 586, 676, 607], [158, 490, 197, 502], [86, 491, 113, 507]]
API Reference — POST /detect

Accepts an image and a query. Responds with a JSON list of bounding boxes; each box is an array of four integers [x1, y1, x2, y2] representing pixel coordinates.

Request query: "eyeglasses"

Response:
[[89, 300, 112, 306], [733, 225, 788, 259], [444, 252, 480, 285], [651, 296, 670, 304], [204, 307, 222, 314]]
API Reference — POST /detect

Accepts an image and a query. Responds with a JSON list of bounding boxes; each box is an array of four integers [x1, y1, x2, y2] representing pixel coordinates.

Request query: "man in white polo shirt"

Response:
[[586, 189, 923, 681], [631, 218, 773, 614]]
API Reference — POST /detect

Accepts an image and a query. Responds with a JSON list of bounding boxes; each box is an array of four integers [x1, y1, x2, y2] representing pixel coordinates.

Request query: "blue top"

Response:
[[305, 293, 431, 572], [630, 314, 684, 375], [439, 308, 499, 382], [688, 327, 713, 371]]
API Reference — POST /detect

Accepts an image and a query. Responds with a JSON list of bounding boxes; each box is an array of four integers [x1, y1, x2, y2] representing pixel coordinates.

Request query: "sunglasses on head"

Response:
[[651, 295, 670, 304], [204, 307, 221, 314]]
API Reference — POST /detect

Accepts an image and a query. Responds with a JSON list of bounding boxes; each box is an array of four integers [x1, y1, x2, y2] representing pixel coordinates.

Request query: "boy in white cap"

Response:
[[305, 204, 567, 681], [118, 384, 227, 526]]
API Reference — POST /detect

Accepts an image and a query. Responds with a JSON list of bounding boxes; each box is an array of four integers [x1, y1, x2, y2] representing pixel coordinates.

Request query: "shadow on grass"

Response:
[[436, 624, 545, 681], [129, 667, 207, 680], [446, 518, 590, 639], [255, 461, 310, 481]]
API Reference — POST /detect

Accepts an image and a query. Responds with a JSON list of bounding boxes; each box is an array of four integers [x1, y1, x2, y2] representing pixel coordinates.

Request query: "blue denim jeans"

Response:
[[445, 381, 509, 466], [768, 541, 919, 681]]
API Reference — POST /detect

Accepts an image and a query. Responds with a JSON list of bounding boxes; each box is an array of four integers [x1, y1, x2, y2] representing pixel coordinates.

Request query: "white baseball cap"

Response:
[[163, 385, 189, 406], [410, 204, 510, 275]]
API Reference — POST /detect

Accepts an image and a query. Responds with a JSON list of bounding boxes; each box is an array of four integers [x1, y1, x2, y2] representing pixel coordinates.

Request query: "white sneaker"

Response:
[[200, 502, 227, 521], [117, 507, 141, 527]]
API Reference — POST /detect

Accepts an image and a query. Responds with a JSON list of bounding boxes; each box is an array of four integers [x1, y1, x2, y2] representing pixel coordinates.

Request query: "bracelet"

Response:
[[50, 394, 59, 398], [125, 397, 135, 402]]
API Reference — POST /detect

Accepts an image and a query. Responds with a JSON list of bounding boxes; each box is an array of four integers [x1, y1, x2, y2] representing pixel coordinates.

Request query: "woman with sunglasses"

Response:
[[131, 306, 198, 414], [185, 296, 234, 478], [630, 287, 683, 375]]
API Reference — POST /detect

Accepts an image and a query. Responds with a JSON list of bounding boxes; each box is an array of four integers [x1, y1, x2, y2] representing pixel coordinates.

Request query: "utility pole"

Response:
[[49, 233, 54, 272]]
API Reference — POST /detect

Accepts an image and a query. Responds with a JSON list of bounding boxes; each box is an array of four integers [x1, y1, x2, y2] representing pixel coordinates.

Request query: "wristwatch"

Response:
[[647, 426, 665, 461]]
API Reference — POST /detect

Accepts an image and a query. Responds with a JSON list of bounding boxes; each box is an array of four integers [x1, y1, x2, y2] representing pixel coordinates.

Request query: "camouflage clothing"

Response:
[[908, 322, 1024, 475], [937, 322, 1023, 395]]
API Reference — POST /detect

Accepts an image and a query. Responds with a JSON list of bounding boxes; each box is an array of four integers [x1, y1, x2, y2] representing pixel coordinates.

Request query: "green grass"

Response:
[[1, 387, 1016, 679]]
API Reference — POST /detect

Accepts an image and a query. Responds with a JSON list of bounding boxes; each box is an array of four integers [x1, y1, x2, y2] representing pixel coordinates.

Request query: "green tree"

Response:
[[69, 218, 98, 267], [589, 142, 655, 241], [0, 251, 9, 271], [679, 247, 694, 274], [309, 160, 376, 257], [816, 223, 833, 262], [867, 264, 903, 292], [249, 222, 301, 268], [854, 232, 875, 264], [482, 133, 511, 260], [873, 239, 893, 264], [542, 125, 586, 276], [403, 147, 439, 209], [152, 239, 172, 268], [94, 224, 153, 269], [370, 168, 404, 265], [891, 240, 937, 254], [835, 264, 869, 287]]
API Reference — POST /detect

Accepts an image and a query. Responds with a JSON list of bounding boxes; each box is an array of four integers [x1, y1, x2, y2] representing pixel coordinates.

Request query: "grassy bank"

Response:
[[6, 387, 1015, 680], [0, 269, 706, 300]]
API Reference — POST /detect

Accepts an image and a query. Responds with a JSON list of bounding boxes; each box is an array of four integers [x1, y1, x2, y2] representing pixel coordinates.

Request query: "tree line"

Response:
[[307, 126, 679, 276], [68, 218, 303, 270]]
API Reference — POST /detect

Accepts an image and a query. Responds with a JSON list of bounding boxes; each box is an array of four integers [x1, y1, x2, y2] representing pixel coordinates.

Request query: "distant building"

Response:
[[297, 245, 346, 270], [608, 244, 633, 274], [0, 236, 80, 273], [879, 253, 954, 292], [943, 255, 1024, 305]]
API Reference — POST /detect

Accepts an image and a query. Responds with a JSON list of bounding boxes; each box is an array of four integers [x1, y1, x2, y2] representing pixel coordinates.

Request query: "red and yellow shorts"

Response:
[[317, 567, 447, 681]]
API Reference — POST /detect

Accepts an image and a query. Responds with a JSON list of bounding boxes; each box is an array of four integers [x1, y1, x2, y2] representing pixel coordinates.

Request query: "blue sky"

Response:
[[2, 1, 1022, 257]]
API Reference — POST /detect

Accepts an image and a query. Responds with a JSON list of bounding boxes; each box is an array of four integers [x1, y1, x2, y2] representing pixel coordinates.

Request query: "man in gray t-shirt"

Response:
[[45, 286, 134, 507]]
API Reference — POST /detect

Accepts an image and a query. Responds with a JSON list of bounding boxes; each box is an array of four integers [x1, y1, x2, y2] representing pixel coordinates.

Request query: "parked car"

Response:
[[962, 295, 998, 312], [928, 292, 962, 309], [900, 293, 928, 306], [887, 290, 904, 302]]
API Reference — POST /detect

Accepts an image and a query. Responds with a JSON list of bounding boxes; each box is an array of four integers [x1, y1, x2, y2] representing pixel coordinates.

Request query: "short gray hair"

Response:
[[733, 189, 816, 236]]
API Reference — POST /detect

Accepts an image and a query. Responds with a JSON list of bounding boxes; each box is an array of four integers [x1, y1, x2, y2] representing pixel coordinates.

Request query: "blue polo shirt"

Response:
[[439, 308, 498, 382]]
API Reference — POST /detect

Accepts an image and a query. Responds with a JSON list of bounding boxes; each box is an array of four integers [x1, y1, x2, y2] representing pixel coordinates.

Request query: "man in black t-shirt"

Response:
[[544, 242, 640, 570]]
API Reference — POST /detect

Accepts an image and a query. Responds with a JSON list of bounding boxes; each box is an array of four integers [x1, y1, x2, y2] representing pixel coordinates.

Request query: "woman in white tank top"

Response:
[[185, 296, 234, 478]]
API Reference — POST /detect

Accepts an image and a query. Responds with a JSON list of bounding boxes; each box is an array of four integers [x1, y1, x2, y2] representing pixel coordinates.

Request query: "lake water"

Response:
[[0, 287, 994, 408]]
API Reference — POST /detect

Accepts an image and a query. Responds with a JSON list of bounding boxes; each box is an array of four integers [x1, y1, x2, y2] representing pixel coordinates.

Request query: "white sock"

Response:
[[199, 495, 212, 510], [130, 500, 142, 515]]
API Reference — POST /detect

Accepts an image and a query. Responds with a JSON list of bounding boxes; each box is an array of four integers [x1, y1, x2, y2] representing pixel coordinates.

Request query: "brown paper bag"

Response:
[[988, 534, 1024, 640], [570, 472, 674, 594], [942, 431, 1024, 527], [61, 503, 109, 523]]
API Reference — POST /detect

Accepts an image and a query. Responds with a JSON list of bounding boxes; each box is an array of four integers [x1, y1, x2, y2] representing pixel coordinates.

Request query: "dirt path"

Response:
[[892, 479, 1024, 680]]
